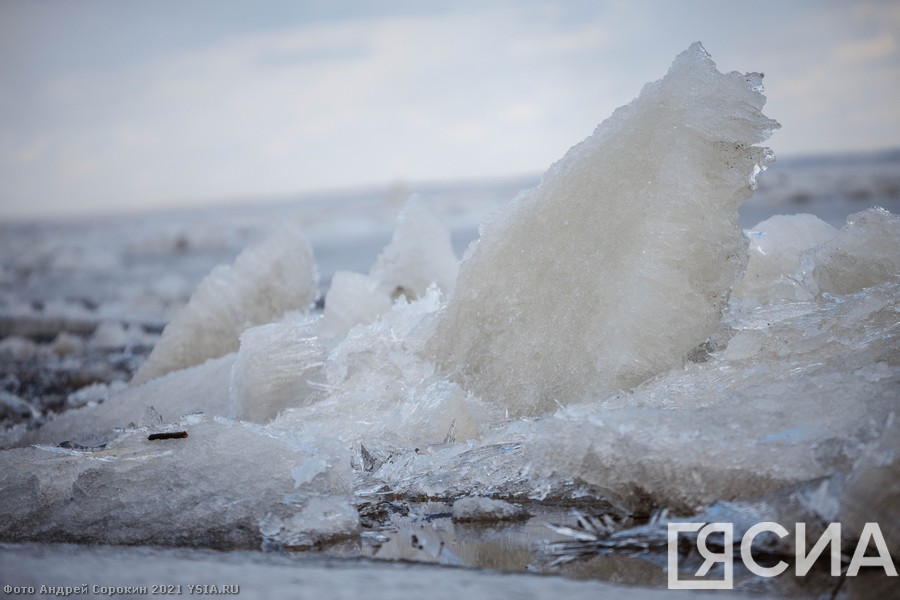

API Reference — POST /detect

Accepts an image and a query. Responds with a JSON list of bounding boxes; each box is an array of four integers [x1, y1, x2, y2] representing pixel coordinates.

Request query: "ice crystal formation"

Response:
[[1, 44, 897, 563], [432, 42, 779, 415]]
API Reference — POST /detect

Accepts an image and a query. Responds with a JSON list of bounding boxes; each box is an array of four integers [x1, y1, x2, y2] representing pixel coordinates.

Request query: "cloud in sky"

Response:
[[1, 0, 899, 217]]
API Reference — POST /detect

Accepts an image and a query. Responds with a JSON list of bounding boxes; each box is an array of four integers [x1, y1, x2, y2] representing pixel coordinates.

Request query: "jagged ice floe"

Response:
[[1, 44, 897, 565]]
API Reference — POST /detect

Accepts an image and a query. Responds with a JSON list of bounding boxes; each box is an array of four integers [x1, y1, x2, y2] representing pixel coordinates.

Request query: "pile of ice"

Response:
[[1, 44, 897, 555]]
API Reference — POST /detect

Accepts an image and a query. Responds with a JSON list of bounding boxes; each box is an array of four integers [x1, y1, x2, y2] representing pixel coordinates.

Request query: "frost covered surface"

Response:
[[432, 42, 778, 416], [0, 44, 898, 593]]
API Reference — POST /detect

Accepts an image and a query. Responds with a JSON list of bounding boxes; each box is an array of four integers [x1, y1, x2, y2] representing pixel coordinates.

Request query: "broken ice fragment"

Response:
[[260, 496, 360, 549], [139, 406, 163, 429], [230, 317, 325, 423], [369, 196, 459, 299], [734, 208, 900, 303], [132, 223, 317, 384], [803, 207, 900, 297], [320, 272, 393, 338], [733, 213, 838, 303], [431, 42, 779, 415], [321, 197, 458, 338], [0, 416, 348, 547]]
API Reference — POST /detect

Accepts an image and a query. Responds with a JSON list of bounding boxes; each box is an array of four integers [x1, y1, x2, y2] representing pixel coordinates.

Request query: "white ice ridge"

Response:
[[430, 42, 779, 416], [132, 222, 317, 384]]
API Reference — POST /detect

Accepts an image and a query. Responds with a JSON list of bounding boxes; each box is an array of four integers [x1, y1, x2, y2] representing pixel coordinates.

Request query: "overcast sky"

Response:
[[1, 0, 899, 218]]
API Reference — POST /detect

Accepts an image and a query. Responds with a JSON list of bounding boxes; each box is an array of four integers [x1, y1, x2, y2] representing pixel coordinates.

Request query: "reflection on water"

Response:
[[274, 499, 890, 597]]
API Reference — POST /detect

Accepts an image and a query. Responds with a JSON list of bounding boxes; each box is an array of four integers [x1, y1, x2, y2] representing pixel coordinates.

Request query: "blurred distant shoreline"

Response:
[[2, 147, 899, 224]]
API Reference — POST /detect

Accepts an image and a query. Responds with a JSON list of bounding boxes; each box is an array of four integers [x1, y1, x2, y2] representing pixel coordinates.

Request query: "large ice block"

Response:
[[430, 43, 779, 416]]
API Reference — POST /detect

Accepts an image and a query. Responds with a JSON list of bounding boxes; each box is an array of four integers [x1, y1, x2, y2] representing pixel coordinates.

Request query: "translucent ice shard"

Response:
[[133, 224, 317, 384], [260, 495, 360, 549], [734, 208, 900, 303], [431, 42, 780, 415], [270, 288, 490, 448], [803, 207, 900, 296], [369, 196, 459, 300], [320, 271, 393, 339], [321, 197, 458, 338], [230, 317, 326, 423], [733, 214, 838, 303]]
